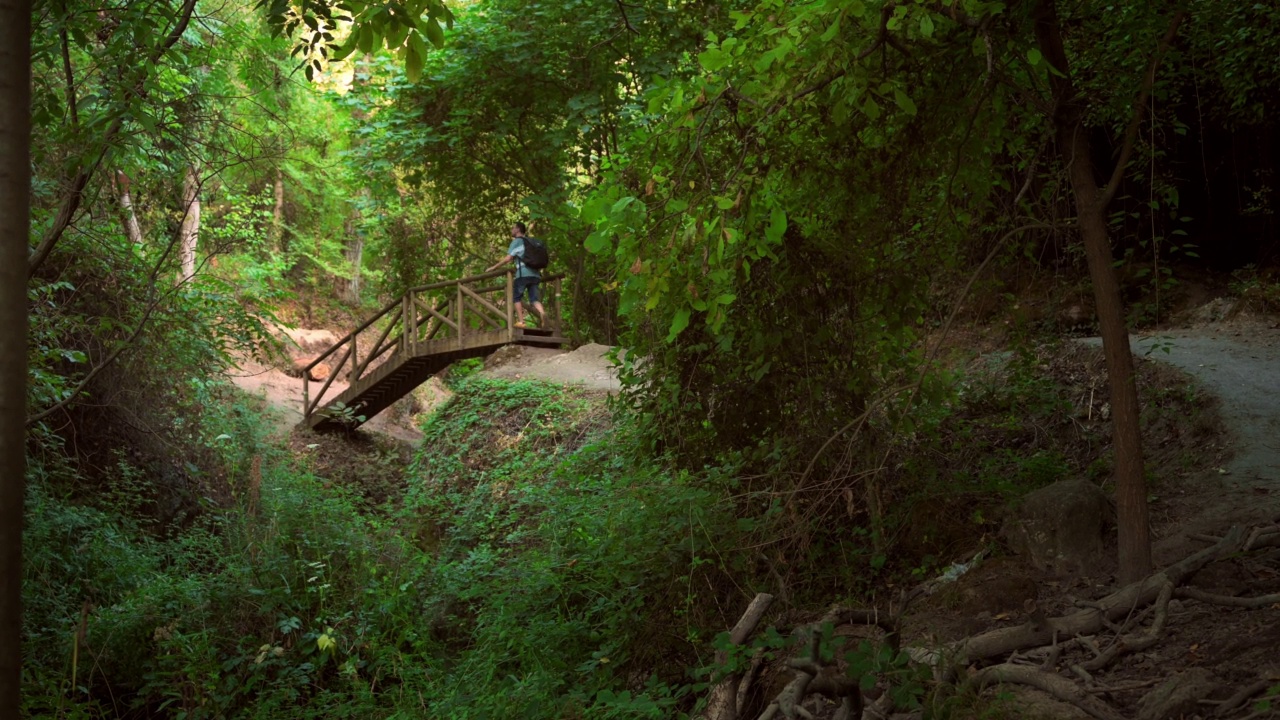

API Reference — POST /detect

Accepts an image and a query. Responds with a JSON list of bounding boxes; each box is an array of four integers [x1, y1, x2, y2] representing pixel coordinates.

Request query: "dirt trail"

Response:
[[1128, 328, 1280, 491], [226, 356, 426, 444], [1087, 323, 1280, 491]]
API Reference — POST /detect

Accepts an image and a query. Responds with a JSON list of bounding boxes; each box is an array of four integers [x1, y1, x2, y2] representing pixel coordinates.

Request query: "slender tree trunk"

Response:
[[0, 0, 32, 713], [178, 164, 201, 282], [272, 166, 285, 248], [117, 170, 143, 244], [341, 215, 364, 303], [1034, 0, 1152, 583]]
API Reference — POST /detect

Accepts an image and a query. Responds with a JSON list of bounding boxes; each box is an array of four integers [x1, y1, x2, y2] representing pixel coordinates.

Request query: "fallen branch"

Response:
[[953, 526, 1244, 665], [703, 593, 775, 720], [972, 664, 1125, 720]]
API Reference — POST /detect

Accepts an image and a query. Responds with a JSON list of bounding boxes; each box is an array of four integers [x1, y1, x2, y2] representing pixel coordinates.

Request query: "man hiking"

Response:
[[487, 221, 546, 328]]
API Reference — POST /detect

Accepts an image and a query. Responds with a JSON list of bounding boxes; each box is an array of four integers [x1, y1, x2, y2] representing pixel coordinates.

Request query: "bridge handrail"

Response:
[[301, 269, 565, 423]]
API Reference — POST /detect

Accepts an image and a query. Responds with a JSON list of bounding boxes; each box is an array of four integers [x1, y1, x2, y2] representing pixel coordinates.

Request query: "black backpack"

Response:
[[521, 237, 549, 270]]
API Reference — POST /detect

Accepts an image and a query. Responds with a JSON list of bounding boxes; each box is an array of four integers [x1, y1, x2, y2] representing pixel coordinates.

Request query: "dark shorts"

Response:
[[513, 276, 541, 303]]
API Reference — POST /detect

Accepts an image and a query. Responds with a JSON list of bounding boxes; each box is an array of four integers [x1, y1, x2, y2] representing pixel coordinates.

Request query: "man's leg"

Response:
[[513, 300, 526, 327], [528, 282, 546, 327]]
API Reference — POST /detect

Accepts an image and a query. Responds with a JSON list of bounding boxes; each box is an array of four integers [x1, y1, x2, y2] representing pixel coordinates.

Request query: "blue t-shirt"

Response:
[[508, 237, 541, 279]]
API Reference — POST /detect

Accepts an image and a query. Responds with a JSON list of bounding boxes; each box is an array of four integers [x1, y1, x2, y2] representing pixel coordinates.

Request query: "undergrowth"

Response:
[[23, 378, 743, 719], [23, 344, 1222, 719]]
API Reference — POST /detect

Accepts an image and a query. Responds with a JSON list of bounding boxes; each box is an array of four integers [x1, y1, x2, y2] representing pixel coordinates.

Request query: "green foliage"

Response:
[[24, 377, 749, 718]]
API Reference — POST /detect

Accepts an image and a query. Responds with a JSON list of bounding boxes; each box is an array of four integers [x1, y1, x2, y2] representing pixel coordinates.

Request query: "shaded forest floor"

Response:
[[225, 292, 1280, 719]]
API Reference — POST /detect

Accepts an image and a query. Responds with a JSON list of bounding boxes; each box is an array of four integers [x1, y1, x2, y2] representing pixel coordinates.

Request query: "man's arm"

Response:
[[486, 254, 513, 273]]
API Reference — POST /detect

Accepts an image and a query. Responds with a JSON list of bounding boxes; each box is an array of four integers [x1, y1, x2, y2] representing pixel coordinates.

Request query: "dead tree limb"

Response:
[[703, 592, 775, 720]]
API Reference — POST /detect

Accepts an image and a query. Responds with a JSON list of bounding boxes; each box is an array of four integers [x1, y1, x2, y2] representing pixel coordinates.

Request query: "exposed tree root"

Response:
[[1214, 680, 1273, 718], [1175, 587, 1280, 608], [716, 526, 1280, 720], [971, 664, 1125, 720], [1070, 581, 1172, 674], [954, 526, 1245, 665]]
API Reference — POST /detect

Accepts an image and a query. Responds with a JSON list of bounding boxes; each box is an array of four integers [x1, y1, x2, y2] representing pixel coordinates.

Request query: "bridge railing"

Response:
[[302, 270, 563, 422]]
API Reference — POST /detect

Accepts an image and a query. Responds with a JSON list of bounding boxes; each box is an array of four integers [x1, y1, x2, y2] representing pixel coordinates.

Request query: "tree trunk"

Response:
[[273, 166, 285, 249], [117, 170, 143, 244], [1034, 0, 1151, 583], [0, 0, 31, 713], [178, 164, 201, 282], [342, 218, 364, 303]]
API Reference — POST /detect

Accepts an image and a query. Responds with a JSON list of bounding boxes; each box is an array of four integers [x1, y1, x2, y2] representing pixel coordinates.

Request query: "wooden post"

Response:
[[553, 278, 563, 335], [350, 336, 358, 380], [505, 270, 515, 342], [403, 291, 413, 355], [303, 375, 309, 421], [456, 281, 465, 349]]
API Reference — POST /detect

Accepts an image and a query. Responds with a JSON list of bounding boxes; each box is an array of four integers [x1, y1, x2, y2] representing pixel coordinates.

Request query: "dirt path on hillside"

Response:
[[1084, 320, 1280, 559], [1128, 327, 1280, 491], [1085, 322, 1280, 492]]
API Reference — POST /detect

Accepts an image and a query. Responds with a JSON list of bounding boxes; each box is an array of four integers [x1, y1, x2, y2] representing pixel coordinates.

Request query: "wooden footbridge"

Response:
[[299, 270, 566, 432]]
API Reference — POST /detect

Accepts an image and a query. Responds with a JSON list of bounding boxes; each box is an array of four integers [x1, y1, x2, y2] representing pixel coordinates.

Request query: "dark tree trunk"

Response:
[[0, 0, 31, 712], [1034, 0, 1158, 583]]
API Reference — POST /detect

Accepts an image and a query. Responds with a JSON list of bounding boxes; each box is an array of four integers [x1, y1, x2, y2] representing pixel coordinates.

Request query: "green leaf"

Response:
[[765, 208, 787, 244], [821, 17, 841, 42], [919, 14, 934, 38], [667, 307, 691, 341], [425, 17, 445, 48], [404, 38, 424, 82], [584, 231, 610, 254], [356, 25, 375, 54], [893, 89, 917, 115], [611, 196, 637, 214], [1027, 48, 1043, 66], [862, 97, 881, 120], [698, 47, 729, 72]]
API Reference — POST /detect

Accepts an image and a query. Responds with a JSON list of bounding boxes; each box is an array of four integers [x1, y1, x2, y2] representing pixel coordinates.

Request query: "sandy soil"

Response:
[[478, 342, 621, 391]]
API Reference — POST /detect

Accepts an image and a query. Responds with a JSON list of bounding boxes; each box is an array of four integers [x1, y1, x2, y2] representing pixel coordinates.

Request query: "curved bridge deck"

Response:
[[298, 270, 566, 432]]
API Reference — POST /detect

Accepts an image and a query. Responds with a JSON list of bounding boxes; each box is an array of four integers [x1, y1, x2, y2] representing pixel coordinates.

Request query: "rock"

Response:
[[291, 357, 331, 382], [1004, 686, 1092, 720], [282, 327, 339, 355], [1002, 479, 1112, 572], [1136, 668, 1216, 720], [484, 344, 528, 370]]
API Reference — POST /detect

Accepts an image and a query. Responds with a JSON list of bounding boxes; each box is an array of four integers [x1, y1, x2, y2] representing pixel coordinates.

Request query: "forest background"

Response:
[[4, 0, 1280, 717]]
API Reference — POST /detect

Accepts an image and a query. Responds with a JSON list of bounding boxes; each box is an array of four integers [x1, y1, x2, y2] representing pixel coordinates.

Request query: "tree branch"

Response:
[[26, 205, 189, 426], [27, 0, 200, 279], [1098, 10, 1187, 207], [613, 0, 639, 34]]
